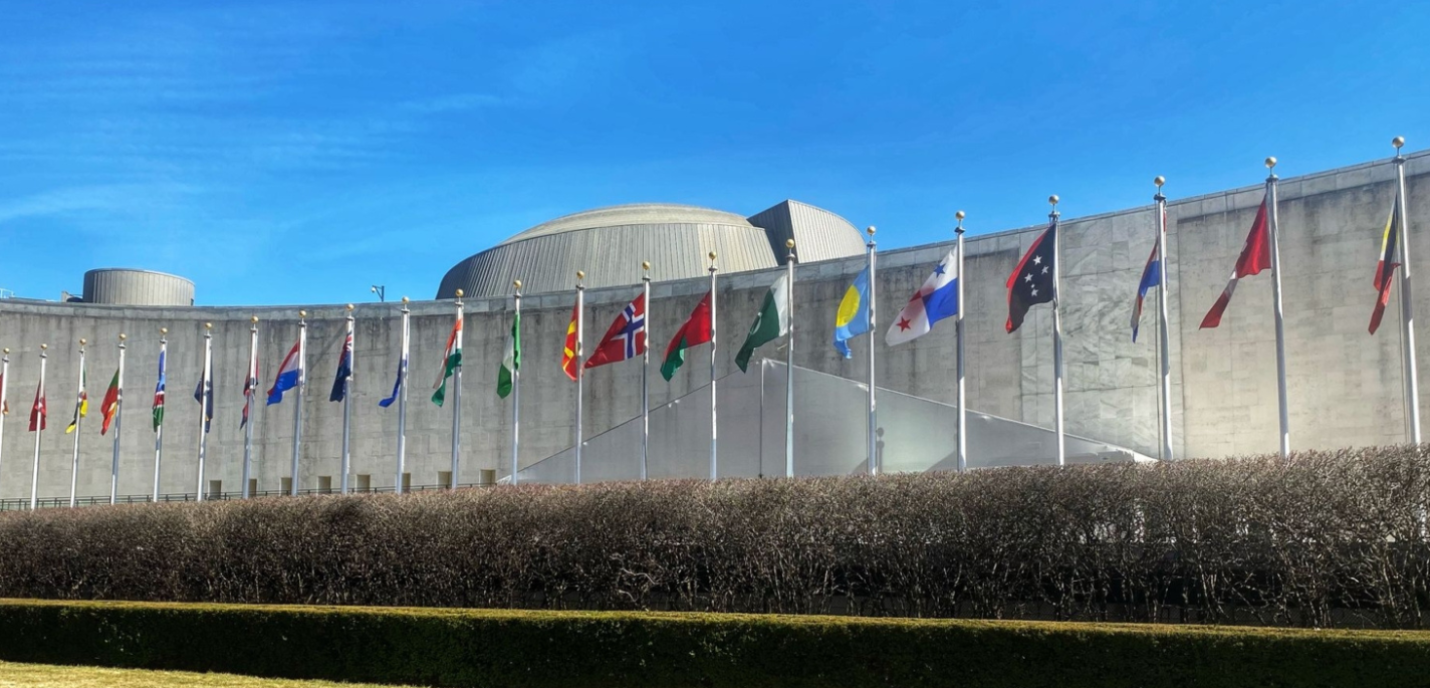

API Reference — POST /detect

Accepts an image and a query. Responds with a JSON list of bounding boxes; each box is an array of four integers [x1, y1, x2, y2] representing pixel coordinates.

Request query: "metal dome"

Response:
[[437, 200, 865, 299]]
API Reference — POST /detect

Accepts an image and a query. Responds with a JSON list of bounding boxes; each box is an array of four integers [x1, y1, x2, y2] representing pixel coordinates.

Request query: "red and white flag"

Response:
[[29, 380, 46, 432], [1200, 197, 1272, 329], [584, 292, 646, 370]]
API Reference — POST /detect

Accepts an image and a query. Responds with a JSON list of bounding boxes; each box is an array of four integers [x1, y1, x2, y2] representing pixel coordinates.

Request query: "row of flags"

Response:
[[0, 150, 1419, 501]]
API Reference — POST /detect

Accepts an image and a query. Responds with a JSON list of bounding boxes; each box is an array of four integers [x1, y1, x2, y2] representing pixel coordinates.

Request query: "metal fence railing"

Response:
[[0, 482, 493, 512]]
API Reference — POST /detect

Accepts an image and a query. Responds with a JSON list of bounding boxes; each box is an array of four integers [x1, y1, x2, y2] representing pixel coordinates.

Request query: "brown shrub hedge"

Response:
[[1, 599, 1428, 688], [2, 446, 1429, 627]]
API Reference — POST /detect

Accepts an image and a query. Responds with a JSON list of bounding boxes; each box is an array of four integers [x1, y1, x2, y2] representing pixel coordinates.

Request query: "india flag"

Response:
[[432, 313, 463, 406]]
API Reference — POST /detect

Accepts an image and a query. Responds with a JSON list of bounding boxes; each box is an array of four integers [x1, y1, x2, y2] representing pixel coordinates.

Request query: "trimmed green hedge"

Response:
[[0, 600, 1428, 687]]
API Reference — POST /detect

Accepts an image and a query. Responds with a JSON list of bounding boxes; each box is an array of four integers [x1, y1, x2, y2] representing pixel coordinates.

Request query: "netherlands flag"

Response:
[[267, 341, 303, 405]]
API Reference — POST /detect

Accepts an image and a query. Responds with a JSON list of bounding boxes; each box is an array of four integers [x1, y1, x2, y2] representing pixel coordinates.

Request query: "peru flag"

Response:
[[1200, 197, 1272, 329], [584, 292, 646, 370]]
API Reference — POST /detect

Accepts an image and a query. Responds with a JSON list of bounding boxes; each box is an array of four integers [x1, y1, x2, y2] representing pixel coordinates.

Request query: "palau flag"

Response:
[[833, 266, 872, 358]]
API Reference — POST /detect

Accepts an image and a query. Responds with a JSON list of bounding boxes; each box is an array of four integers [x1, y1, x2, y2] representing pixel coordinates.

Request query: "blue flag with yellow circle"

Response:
[[833, 266, 871, 358]]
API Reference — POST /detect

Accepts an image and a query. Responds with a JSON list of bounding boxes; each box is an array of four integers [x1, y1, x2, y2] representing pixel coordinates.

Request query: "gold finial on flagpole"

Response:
[[40, 343, 48, 350], [786, 239, 795, 249], [956, 210, 966, 234], [251, 315, 258, 324], [204, 322, 212, 331], [1393, 136, 1405, 150], [1265, 156, 1277, 169], [642, 261, 650, 272], [299, 310, 307, 319], [1155, 176, 1166, 188], [401, 296, 409, 304], [514, 279, 522, 290], [1049, 195, 1059, 206], [119, 333, 126, 341], [159, 328, 167, 336], [79, 338, 86, 346], [577, 270, 585, 283], [455, 289, 463, 299]]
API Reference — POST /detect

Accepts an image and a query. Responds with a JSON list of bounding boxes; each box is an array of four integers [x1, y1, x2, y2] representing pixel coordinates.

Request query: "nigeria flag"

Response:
[[735, 273, 790, 372], [497, 310, 520, 398]]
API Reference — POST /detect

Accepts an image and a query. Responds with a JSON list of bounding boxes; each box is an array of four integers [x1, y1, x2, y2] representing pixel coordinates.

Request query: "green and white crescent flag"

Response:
[[497, 310, 520, 398], [735, 273, 790, 372]]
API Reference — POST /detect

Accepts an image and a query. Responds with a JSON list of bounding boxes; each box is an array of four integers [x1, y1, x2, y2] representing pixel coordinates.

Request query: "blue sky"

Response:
[[2, 0, 1427, 305]]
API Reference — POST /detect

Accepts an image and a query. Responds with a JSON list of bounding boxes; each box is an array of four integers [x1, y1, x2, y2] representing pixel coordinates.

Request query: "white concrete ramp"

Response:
[[515, 360, 1152, 484]]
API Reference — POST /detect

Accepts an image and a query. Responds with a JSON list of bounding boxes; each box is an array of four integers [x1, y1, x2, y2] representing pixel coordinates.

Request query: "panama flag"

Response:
[[887, 251, 959, 346], [431, 313, 462, 406], [585, 292, 646, 370], [267, 341, 303, 405], [1200, 197, 1271, 329], [1131, 242, 1161, 342], [329, 331, 354, 402]]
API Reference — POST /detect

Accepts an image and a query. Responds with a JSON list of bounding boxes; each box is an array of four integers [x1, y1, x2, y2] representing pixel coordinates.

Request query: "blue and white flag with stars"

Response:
[[886, 250, 959, 346]]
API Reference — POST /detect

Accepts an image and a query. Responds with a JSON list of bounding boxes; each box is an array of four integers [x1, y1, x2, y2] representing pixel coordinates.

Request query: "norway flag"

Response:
[[584, 292, 646, 370], [267, 341, 303, 405]]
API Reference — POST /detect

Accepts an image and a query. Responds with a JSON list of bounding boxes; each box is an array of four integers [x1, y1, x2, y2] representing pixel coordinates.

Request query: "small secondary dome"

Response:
[[83, 268, 195, 306]]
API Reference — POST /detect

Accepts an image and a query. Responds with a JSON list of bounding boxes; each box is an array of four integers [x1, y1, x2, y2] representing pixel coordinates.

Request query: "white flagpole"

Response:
[[341, 304, 355, 494], [0, 348, 9, 498], [196, 323, 212, 501], [451, 291, 464, 489], [512, 282, 523, 486], [1265, 158, 1291, 458], [785, 239, 796, 478], [242, 316, 257, 499], [641, 263, 651, 481], [1154, 178, 1175, 461], [396, 297, 410, 494], [709, 251, 719, 481], [112, 334, 126, 505], [31, 343, 48, 510], [955, 212, 968, 473], [866, 227, 879, 475], [1049, 197, 1066, 467], [153, 330, 167, 502], [575, 272, 585, 484], [68, 338, 86, 507], [1393, 137, 1422, 444], [292, 311, 306, 496]]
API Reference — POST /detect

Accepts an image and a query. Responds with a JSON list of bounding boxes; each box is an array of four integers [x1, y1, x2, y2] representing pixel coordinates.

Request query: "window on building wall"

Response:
[[356, 474, 371, 493], [208, 481, 222, 499], [318, 476, 333, 494], [438, 471, 452, 489], [248, 478, 258, 497], [280, 477, 292, 495], [402, 473, 411, 492]]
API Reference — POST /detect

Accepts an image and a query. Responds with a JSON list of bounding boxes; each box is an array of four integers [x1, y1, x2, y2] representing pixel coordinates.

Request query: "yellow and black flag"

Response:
[[1370, 197, 1403, 335]]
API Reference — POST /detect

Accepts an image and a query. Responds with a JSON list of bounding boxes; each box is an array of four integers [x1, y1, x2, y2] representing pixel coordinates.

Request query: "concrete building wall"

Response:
[[1, 152, 1427, 500]]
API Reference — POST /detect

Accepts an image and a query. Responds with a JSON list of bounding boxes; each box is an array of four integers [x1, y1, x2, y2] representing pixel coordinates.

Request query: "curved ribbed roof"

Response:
[[501, 204, 754, 245], [437, 199, 866, 299]]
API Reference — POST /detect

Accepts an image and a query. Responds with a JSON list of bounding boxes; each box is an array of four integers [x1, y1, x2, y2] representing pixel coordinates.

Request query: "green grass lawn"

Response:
[[0, 661, 413, 687]]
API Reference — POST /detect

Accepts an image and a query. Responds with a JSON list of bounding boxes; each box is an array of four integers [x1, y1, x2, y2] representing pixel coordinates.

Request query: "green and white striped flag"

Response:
[[735, 273, 790, 372], [497, 310, 520, 398]]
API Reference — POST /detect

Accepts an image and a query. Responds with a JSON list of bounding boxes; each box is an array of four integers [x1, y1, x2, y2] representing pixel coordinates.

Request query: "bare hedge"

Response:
[[2, 446, 1429, 628]]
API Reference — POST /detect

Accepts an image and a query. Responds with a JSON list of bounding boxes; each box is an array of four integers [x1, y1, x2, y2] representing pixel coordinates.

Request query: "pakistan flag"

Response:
[[735, 273, 790, 372]]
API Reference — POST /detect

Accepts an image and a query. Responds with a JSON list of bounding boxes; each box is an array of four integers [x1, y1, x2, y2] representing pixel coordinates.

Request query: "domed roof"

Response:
[[501, 203, 755, 245], [437, 199, 867, 299]]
